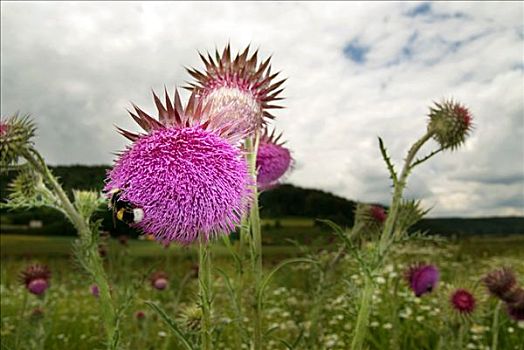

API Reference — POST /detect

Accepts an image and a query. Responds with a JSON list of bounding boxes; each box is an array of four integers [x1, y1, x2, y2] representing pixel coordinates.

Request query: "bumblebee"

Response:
[[108, 189, 144, 226]]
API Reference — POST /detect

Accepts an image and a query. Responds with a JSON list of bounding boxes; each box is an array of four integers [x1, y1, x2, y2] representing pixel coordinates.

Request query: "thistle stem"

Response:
[[245, 134, 264, 350], [22, 148, 117, 349], [491, 301, 502, 350], [199, 237, 213, 350], [378, 131, 433, 257], [350, 276, 374, 350]]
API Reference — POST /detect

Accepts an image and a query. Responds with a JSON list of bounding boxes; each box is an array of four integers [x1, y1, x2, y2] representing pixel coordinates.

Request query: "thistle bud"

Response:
[[450, 288, 476, 314], [180, 304, 202, 332], [427, 100, 473, 150], [19, 264, 51, 296], [483, 267, 518, 302], [355, 203, 387, 227], [0, 114, 36, 168], [150, 271, 168, 291]]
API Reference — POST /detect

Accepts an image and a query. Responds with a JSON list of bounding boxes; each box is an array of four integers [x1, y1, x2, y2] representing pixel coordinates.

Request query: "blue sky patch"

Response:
[[343, 40, 370, 64], [407, 2, 431, 17]]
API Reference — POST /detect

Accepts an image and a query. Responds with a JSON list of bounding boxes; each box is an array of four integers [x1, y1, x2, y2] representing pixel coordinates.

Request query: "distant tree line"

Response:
[[1, 165, 523, 238]]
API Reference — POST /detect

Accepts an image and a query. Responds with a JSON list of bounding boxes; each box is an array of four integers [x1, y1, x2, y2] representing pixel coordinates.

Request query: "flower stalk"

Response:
[[19, 148, 117, 349], [245, 134, 264, 350], [198, 237, 213, 350]]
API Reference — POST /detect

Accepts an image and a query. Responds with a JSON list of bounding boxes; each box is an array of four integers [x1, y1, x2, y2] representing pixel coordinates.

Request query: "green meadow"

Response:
[[1, 220, 523, 349]]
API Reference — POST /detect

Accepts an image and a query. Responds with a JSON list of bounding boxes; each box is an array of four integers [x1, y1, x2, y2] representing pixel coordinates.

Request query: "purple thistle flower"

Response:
[[106, 90, 251, 244], [369, 205, 387, 224], [450, 288, 476, 314], [256, 128, 292, 189], [19, 264, 51, 296], [91, 284, 99, 298], [150, 271, 168, 291], [404, 263, 439, 297]]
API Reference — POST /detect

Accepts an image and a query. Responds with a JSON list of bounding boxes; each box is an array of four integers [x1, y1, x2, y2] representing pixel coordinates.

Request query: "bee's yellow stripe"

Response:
[[116, 209, 125, 221]]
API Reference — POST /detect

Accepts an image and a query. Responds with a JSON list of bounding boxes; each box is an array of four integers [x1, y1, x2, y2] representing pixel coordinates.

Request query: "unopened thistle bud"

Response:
[[180, 304, 203, 332], [0, 114, 36, 168], [427, 100, 473, 150]]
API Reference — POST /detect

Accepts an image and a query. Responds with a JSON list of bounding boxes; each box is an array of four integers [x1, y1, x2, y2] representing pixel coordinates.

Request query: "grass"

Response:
[[1, 232, 524, 349]]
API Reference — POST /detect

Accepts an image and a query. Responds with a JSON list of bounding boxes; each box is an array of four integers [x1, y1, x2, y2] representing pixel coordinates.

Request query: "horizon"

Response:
[[1, 2, 523, 217]]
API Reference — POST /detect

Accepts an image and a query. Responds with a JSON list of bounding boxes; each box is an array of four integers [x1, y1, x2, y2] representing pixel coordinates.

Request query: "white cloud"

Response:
[[1, 1, 523, 217]]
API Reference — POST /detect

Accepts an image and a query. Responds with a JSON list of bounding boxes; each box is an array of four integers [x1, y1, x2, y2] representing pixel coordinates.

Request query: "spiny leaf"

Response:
[[144, 301, 194, 350], [378, 137, 398, 185]]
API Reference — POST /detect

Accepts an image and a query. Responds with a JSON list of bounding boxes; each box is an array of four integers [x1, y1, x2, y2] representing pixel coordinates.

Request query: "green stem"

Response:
[[491, 301, 502, 350], [22, 148, 117, 349], [350, 276, 374, 350], [14, 291, 28, 349], [199, 237, 212, 350], [246, 134, 263, 350], [378, 131, 433, 257]]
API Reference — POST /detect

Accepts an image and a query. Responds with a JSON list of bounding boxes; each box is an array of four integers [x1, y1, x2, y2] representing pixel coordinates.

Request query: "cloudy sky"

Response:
[[1, 1, 523, 217]]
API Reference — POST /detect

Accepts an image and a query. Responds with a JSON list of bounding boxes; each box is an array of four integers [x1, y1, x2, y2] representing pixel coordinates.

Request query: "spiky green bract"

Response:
[[427, 100, 473, 150], [73, 190, 104, 219], [0, 114, 36, 169]]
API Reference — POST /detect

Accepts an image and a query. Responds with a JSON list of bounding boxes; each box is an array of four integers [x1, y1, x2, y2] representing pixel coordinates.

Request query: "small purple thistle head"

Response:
[[369, 205, 387, 224], [106, 90, 251, 244], [450, 288, 476, 314], [405, 263, 439, 297], [150, 271, 168, 291], [19, 264, 51, 296], [91, 284, 100, 298], [256, 129, 292, 189], [135, 310, 146, 320]]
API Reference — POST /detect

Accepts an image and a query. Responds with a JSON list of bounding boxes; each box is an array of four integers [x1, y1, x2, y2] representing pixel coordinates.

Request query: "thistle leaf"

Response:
[[145, 301, 194, 350], [378, 137, 398, 185]]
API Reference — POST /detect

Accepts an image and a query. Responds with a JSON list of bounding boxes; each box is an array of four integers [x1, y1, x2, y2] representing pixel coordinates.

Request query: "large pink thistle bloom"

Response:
[[186, 44, 285, 134], [105, 89, 251, 244], [256, 128, 292, 189]]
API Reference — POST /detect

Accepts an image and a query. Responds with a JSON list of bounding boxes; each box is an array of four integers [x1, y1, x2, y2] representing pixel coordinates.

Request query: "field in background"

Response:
[[1, 222, 524, 349]]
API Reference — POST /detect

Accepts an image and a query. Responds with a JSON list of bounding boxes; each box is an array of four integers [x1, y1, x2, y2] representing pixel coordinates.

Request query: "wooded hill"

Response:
[[1, 165, 523, 238]]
